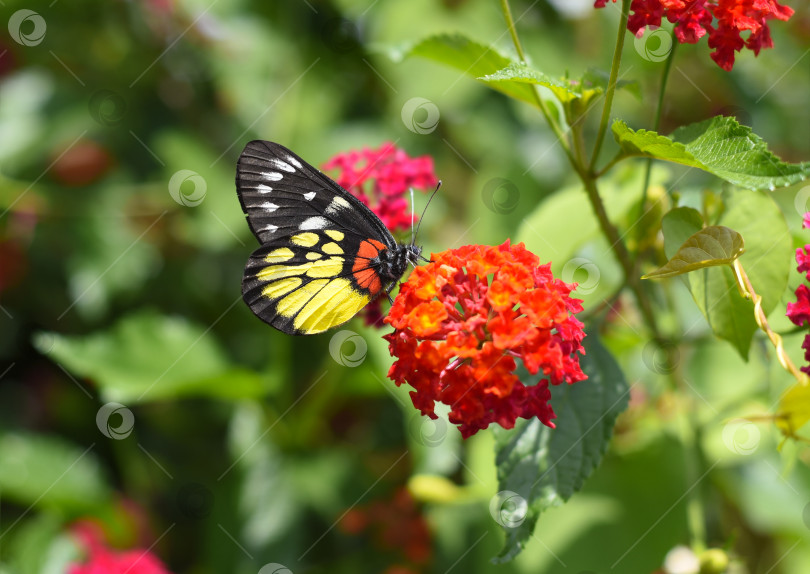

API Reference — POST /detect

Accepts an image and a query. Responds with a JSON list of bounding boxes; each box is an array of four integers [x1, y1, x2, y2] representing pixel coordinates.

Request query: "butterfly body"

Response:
[[236, 140, 420, 335]]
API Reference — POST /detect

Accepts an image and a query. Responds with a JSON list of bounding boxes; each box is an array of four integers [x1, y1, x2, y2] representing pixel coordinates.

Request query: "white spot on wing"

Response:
[[269, 158, 295, 173], [303, 191, 316, 201], [263, 172, 283, 181], [300, 216, 328, 230], [260, 202, 279, 212], [261, 224, 279, 234], [286, 155, 302, 169], [257, 184, 273, 193], [325, 196, 351, 215]]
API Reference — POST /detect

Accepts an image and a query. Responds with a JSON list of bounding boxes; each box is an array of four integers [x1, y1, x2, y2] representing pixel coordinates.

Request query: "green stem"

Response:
[[634, 33, 677, 251], [499, 0, 578, 170], [589, 0, 631, 172], [594, 151, 628, 177], [581, 175, 662, 341]]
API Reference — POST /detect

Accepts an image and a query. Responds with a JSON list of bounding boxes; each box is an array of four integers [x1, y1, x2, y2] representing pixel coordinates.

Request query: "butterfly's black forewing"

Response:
[[236, 141, 394, 248]]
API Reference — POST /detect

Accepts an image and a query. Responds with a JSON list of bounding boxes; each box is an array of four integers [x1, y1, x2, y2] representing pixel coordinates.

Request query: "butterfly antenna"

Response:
[[413, 180, 441, 245], [410, 187, 416, 246]]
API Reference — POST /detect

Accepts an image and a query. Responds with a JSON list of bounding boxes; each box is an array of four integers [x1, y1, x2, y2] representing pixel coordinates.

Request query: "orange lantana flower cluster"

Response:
[[384, 241, 587, 438]]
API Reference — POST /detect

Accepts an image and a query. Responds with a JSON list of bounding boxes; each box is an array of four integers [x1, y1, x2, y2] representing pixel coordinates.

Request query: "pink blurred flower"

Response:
[[322, 142, 438, 232], [68, 520, 172, 574]]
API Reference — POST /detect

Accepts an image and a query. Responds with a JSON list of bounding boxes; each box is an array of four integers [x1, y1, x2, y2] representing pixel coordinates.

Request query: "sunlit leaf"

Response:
[[480, 64, 640, 109], [613, 116, 810, 190], [642, 226, 744, 279]]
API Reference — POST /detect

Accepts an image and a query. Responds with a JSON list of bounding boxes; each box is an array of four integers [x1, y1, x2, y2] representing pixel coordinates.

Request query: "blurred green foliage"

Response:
[[1, 0, 809, 573]]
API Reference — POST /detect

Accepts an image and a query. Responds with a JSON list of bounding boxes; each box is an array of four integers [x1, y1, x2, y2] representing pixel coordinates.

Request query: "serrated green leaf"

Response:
[[0, 433, 110, 512], [480, 64, 641, 109], [643, 226, 744, 279], [478, 63, 574, 107], [33, 310, 267, 403], [613, 116, 810, 190], [491, 332, 629, 563]]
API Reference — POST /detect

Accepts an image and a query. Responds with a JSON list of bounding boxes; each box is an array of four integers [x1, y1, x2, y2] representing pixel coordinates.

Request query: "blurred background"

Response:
[[1, 0, 809, 573]]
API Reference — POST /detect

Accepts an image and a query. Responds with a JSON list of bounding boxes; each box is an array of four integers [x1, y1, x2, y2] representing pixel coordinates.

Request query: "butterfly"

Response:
[[236, 140, 427, 335]]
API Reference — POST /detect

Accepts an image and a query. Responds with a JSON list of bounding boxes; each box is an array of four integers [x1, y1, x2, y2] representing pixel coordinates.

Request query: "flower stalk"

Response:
[[590, 0, 632, 172], [733, 259, 809, 385]]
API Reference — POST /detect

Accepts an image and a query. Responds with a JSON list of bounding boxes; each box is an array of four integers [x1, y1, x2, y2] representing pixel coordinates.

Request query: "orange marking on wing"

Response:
[[353, 239, 385, 295]]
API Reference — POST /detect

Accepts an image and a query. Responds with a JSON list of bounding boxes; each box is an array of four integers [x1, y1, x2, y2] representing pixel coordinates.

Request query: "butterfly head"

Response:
[[375, 242, 422, 285]]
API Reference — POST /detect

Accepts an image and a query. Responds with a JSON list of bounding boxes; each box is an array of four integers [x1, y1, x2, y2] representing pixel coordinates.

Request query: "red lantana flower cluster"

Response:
[[595, 0, 795, 71], [786, 214, 810, 375], [322, 142, 438, 232], [384, 241, 587, 438], [68, 521, 172, 574]]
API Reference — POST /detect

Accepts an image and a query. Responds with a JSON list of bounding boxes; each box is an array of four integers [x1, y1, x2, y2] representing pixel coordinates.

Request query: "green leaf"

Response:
[[612, 116, 810, 190], [480, 64, 641, 110], [491, 332, 629, 563], [0, 432, 110, 512], [661, 207, 705, 259], [642, 226, 744, 279], [390, 34, 539, 108], [34, 310, 268, 403], [478, 63, 573, 108], [659, 190, 792, 358]]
